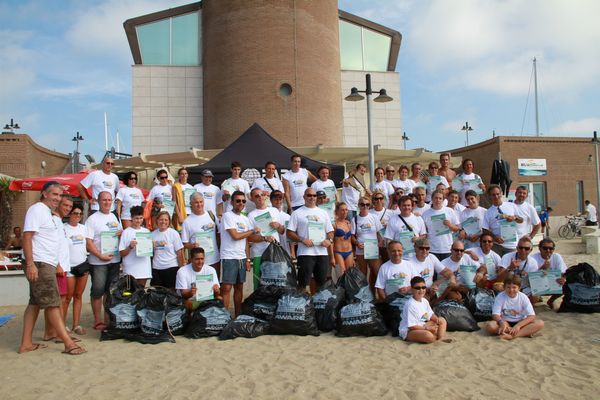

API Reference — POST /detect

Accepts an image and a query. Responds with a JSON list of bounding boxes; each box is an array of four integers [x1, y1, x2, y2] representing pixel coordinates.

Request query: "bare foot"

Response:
[[440, 337, 454, 343], [18, 343, 48, 354], [546, 298, 555, 310], [499, 333, 514, 340]]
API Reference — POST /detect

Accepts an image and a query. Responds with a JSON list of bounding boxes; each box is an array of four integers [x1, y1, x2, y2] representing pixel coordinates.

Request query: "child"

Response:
[[119, 206, 152, 286]]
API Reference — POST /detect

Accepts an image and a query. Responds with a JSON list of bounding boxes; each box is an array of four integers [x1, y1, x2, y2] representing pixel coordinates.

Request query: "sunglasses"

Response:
[[452, 248, 465, 252], [518, 246, 531, 251], [386, 170, 395, 173], [412, 286, 427, 290], [418, 246, 430, 250], [159, 176, 168, 180], [373, 197, 384, 200], [129, 177, 137, 181], [480, 240, 493, 243], [234, 199, 247, 204], [305, 194, 317, 198], [359, 203, 371, 207], [104, 162, 114, 165], [541, 246, 555, 251]]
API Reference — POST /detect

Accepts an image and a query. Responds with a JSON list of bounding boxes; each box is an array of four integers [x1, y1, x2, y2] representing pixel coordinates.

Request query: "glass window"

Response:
[[362, 28, 391, 71], [172, 12, 199, 65], [576, 181, 584, 213], [137, 19, 170, 65], [339, 20, 364, 70], [531, 182, 546, 212], [339, 20, 391, 72]]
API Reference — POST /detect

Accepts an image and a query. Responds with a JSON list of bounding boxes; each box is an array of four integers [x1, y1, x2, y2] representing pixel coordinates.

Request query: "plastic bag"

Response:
[[163, 289, 189, 335], [312, 281, 345, 332], [336, 302, 388, 337], [260, 242, 297, 287], [185, 300, 232, 338], [218, 315, 271, 340], [559, 263, 600, 313], [465, 288, 496, 322], [270, 292, 320, 336], [376, 293, 411, 337], [337, 268, 374, 304], [241, 285, 294, 320], [433, 300, 480, 332], [104, 275, 143, 333]]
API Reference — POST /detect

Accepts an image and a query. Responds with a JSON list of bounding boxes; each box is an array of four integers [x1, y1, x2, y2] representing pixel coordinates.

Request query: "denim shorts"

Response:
[[221, 259, 246, 285], [89, 262, 121, 298]]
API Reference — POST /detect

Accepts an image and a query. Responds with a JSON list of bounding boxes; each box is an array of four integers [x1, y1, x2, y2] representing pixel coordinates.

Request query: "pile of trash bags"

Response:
[[559, 263, 600, 313]]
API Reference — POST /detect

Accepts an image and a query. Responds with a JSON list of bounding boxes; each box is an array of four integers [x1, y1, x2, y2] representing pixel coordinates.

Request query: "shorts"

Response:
[[252, 256, 261, 290], [151, 266, 179, 289], [56, 274, 68, 296], [431, 252, 450, 262], [27, 262, 61, 308], [297, 255, 329, 287], [89, 262, 121, 298], [70, 261, 90, 277], [503, 320, 521, 327], [221, 259, 247, 285]]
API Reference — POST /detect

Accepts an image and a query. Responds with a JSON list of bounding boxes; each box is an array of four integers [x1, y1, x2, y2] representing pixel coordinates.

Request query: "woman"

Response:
[[370, 192, 393, 263], [115, 171, 144, 229], [151, 211, 185, 289], [395, 165, 415, 195], [421, 190, 461, 261], [63, 205, 89, 335], [353, 196, 384, 296], [460, 190, 487, 249], [119, 206, 152, 286], [372, 167, 395, 207], [148, 169, 173, 228], [332, 202, 354, 274], [172, 167, 194, 230], [456, 159, 486, 205], [424, 161, 449, 203], [311, 166, 337, 205]]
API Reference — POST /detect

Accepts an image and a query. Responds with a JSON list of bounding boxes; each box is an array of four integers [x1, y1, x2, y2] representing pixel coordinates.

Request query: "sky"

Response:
[[2, 0, 600, 161]]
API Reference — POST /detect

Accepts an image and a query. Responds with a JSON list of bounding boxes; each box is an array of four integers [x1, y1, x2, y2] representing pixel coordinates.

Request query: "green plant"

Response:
[[0, 176, 18, 247]]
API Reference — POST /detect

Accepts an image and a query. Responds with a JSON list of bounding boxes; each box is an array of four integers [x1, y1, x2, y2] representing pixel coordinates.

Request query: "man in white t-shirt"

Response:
[[439, 240, 478, 301], [282, 154, 317, 212], [408, 238, 453, 300], [251, 161, 285, 202], [498, 237, 539, 298], [482, 185, 524, 256], [584, 200, 598, 226], [375, 241, 414, 298], [182, 192, 220, 277], [532, 238, 567, 309], [220, 161, 251, 215], [412, 187, 430, 217], [470, 232, 502, 290], [513, 186, 541, 239], [78, 157, 120, 212], [287, 188, 334, 293], [341, 164, 371, 220], [19, 181, 85, 355], [384, 195, 426, 260], [372, 167, 395, 207], [175, 247, 221, 311], [193, 169, 222, 217]]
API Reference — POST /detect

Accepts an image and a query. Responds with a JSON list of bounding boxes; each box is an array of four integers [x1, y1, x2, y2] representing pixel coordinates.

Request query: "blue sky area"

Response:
[[1, 0, 599, 161]]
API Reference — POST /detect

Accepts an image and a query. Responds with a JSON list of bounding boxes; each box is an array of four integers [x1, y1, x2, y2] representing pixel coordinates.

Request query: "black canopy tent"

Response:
[[188, 123, 345, 186]]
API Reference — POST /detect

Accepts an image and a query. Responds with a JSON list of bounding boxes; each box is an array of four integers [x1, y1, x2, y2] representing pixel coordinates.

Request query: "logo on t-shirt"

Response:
[[359, 222, 373, 231], [103, 181, 114, 188], [106, 222, 119, 230], [130, 193, 140, 199], [420, 312, 429, 322], [420, 268, 431, 280], [502, 308, 519, 317], [156, 240, 168, 249], [70, 235, 84, 245], [202, 191, 214, 199], [236, 222, 247, 231], [201, 223, 216, 231], [306, 215, 321, 222], [293, 179, 304, 187]]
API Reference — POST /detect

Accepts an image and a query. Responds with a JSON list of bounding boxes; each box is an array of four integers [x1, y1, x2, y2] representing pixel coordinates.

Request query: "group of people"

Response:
[[19, 152, 562, 353]]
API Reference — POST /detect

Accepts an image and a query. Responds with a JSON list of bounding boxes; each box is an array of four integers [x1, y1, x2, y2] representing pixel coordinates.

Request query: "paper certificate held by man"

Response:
[[500, 220, 518, 243], [254, 211, 276, 236], [195, 274, 214, 301], [431, 213, 450, 236], [528, 270, 563, 295], [308, 221, 326, 244], [100, 231, 119, 256], [193, 232, 215, 256]]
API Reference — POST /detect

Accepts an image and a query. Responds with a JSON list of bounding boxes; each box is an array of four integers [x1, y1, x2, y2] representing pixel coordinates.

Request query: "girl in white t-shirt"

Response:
[[118, 206, 152, 285], [151, 211, 185, 289], [115, 171, 144, 228]]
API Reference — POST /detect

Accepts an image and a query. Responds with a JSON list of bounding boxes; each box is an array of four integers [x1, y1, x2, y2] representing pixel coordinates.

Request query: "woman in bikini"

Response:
[[333, 202, 355, 274]]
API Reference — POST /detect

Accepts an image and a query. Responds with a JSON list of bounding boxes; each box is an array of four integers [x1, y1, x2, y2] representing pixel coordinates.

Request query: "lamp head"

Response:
[[344, 87, 365, 102]]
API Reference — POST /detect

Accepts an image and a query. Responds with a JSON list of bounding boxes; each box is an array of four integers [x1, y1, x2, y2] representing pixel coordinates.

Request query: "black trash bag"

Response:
[[337, 268, 374, 304], [163, 289, 189, 335], [135, 286, 177, 336], [559, 263, 600, 313], [270, 292, 320, 336], [465, 288, 496, 322], [218, 315, 271, 340], [260, 242, 297, 287], [377, 293, 411, 337], [104, 275, 143, 333], [433, 300, 480, 332], [312, 281, 345, 332], [185, 300, 232, 338], [241, 285, 295, 320], [336, 302, 388, 337], [100, 329, 175, 345]]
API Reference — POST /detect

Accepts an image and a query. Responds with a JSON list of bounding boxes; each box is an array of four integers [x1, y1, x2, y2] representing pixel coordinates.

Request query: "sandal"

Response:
[[93, 322, 107, 331], [54, 336, 82, 344], [72, 325, 87, 335], [62, 345, 87, 356], [18, 343, 48, 354]]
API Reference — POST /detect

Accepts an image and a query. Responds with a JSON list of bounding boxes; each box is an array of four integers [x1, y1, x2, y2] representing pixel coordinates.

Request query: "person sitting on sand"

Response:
[[531, 238, 567, 310], [175, 247, 221, 312], [485, 275, 544, 340], [399, 276, 452, 343]]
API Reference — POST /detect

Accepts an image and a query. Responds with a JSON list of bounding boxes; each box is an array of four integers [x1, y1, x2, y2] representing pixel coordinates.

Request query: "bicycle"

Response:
[[558, 214, 585, 239]]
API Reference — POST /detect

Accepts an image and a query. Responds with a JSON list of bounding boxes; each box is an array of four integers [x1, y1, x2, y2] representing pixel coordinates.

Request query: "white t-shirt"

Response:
[[56, 216, 70, 273], [252, 176, 285, 194], [514, 201, 541, 239], [370, 208, 394, 232], [193, 183, 222, 215], [425, 175, 449, 202], [147, 184, 173, 203], [409, 254, 446, 288], [395, 179, 415, 194], [248, 207, 282, 258], [80, 170, 120, 211], [456, 172, 484, 205], [221, 177, 251, 213], [220, 211, 251, 260], [470, 247, 502, 271], [413, 203, 430, 217], [373, 180, 395, 205], [375, 260, 414, 296], [341, 174, 362, 211], [175, 263, 220, 295], [384, 213, 426, 260], [119, 227, 152, 279], [287, 206, 333, 256], [500, 252, 539, 293], [492, 291, 535, 323], [116, 186, 144, 220], [352, 213, 383, 256], [181, 212, 220, 265], [282, 168, 310, 208], [311, 179, 337, 204], [422, 207, 460, 253], [532, 252, 567, 274], [64, 223, 88, 267], [441, 254, 478, 286], [85, 211, 122, 265], [586, 203, 598, 223], [399, 297, 434, 339], [483, 202, 520, 250], [460, 206, 487, 248], [23, 202, 60, 267], [151, 228, 184, 270]]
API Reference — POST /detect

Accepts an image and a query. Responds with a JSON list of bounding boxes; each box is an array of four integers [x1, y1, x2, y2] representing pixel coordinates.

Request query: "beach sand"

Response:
[[1, 239, 599, 400]]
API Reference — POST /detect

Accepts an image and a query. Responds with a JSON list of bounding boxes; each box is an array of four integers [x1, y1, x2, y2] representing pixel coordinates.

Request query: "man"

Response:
[[78, 157, 120, 213], [513, 186, 541, 239], [193, 169, 222, 216], [408, 238, 452, 300], [409, 162, 423, 184], [384, 195, 426, 260], [7, 226, 22, 250], [498, 237, 539, 298], [271, 190, 294, 258], [584, 200, 598, 226], [219, 161, 251, 215], [446, 190, 466, 214], [438, 153, 457, 182], [384, 165, 398, 187], [251, 161, 285, 202], [220, 191, 257, 316], [341, 163, 371, 220], [482, 185, 523, 256], [287, 188, 334, 293], [19, 181, 85, 355], [374, 241, 414, 298], [85, 191, 122, 331], [181, 193, 220, 278], [532, 238, 567, 309], [175, 247, 220, 311], [412, 187, 430, 217], [248, 188, 285, 289], [470, 233, 502, 290], [440, 240, 479, 296], [282, 154, 317, 212], [395, 165, 415, 195]]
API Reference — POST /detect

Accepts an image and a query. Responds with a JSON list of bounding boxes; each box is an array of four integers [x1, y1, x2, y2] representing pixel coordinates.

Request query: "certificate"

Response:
[[385, 276, 406, 294], [318, 202, 335, 223], [308, 221, 326, 244], [396, 231, 415, 256], [461, 217, 481, 237], [323, 186, 337, 203], [221, 180, 235, 196], [100, 231, 119, 256], [194, 231, 215, 256], [528, 270, 563, 295], [500, 220, 518, 243], [436, 279, 450, 296], [431, 213, 450, 236], [163, 199, 175, 216], [465, 177, 483, 194], [451, 177, 464, 192], [428, 175, 443, 192], [254, 211, 276, 236], [484, 255, 497, 280], [135, 232, 153, 257], [364, 239, 379, 260], [459, 264, 477, 288], [184, 188, 196, 208], [195, 274, 214, 302]]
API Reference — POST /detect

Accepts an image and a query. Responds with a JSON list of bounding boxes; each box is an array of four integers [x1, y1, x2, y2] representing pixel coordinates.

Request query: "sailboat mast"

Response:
[[533, 57, 540, 136]]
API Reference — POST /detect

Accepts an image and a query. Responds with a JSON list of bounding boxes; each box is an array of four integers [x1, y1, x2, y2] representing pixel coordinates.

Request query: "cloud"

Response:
[[551, 118, 600, 136], [0, 30, 37, 105]]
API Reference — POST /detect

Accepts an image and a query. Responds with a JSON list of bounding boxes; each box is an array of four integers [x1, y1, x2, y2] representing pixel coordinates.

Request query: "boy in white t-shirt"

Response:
[[118, 206, 152, 286], [176, 247, 221, 312]]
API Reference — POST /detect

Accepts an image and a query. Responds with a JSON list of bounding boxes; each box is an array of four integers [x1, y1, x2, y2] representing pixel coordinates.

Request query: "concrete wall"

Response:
[[132, 65, 203, 155]]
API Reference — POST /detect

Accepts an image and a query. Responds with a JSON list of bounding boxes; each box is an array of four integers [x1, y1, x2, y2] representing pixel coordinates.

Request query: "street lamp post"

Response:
[[461, 122, 473, 146], [344, 73, 393, 190], [592, 131, 600, 209], [2, 118, 20, 134], [72, 131, 84, 173], [402, 131, 410, 149]]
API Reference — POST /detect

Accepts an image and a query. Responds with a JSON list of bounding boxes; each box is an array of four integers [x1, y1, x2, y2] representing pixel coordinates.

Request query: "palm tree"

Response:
[[0, 176, 18, 247]]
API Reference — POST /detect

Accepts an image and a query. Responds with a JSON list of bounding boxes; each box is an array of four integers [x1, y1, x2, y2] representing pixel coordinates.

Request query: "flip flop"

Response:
[[18, 343, 48, 354], [54, 337, 82, 344], [62, 345, 86, 356], [93, 322, 107, 331], [72, 325, 87, 335]]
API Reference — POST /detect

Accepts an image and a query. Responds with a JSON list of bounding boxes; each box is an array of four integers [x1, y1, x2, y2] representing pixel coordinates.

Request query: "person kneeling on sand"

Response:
[[399, 276, 453, 343], [486, 275, 544, 340], [175, 247, 221, 312]]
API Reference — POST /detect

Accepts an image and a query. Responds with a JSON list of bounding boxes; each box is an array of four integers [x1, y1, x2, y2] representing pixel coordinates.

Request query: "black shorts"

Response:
[[297, 255, 329, 288], [70, 261, 91, 277], [151, 267, 179, 289]]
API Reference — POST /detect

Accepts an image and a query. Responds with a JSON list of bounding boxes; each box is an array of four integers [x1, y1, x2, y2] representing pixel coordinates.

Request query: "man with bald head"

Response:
[[78, 157, 120, 214]]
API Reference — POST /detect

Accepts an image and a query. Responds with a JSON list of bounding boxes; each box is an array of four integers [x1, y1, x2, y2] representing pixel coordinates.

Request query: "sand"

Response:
[[1, 239, 599, 400]]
